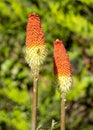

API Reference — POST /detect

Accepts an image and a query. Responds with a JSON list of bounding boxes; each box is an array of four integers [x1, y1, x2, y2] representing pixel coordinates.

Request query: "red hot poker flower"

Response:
[[54, 39, 72, 95], [25, 13, 47, 74]]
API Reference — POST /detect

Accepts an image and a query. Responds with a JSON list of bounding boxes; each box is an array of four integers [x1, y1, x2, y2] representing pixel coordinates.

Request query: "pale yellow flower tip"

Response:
[[25, 45, 47, 70]]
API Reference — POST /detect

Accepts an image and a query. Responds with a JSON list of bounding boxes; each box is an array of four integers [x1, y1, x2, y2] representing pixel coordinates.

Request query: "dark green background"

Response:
[[0, 0, 93, 130]]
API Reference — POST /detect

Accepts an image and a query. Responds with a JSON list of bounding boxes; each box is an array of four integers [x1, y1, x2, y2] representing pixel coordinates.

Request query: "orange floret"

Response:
[[54, 39, 71, 77], [26, 13, 44, 47]]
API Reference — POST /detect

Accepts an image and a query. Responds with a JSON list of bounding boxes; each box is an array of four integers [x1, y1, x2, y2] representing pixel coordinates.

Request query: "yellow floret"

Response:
[[25, 45, 47, 73], [58, 76, 72, 95]]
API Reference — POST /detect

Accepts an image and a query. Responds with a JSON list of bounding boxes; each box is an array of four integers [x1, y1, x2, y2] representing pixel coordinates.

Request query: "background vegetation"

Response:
[[0, 0, 93, 130]]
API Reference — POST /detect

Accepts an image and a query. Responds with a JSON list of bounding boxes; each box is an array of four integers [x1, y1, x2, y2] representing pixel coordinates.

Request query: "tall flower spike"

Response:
[[25, 13, 47, 75], [54, 39, 72, 96]]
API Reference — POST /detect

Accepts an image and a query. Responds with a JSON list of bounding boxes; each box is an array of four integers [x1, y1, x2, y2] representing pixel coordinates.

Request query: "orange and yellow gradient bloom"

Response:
[[54, 39, 72, 95], [25, 13, 47, 74]]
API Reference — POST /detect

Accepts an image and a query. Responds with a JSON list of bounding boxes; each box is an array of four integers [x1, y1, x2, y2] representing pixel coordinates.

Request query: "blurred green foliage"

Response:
[[0, 0, 93, 130]]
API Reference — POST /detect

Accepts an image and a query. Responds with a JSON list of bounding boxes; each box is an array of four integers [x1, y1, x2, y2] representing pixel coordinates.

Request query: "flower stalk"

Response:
[[32, 75, 38, 130], [25, 13, 47, 130], [53, 39, 72, 130], [61, 94, 66, 130]]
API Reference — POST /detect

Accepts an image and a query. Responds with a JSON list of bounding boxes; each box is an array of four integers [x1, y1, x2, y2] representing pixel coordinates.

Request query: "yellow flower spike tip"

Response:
[[25, 13, 47, 76], [54, 39, 72, 96]]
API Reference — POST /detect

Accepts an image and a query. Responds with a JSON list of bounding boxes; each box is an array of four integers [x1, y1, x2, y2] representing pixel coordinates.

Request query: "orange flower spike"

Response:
[[54, 39, 72, 95], [25, 13, 47, 73], [26, 13, 44, 47]]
